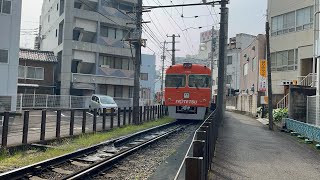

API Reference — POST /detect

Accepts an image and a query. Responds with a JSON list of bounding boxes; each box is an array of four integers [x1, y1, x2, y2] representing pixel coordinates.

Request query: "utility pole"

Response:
[[167, 34, 180, 65], [133, 0, 143, 125], [266, 19, 274, 130], [161, 41, 167, 105], [217, 0, 229, 122], [211, 26, 216, 102]]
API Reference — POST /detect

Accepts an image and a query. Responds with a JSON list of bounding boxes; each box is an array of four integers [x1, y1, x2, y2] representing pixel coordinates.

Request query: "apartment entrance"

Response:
[[300, 58, 315, 76]]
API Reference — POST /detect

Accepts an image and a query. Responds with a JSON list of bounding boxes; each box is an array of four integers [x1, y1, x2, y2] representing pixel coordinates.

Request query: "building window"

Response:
[[295, 48, 298, 70], [18, 66, 25, 79], [100, 25, 108, 37], [129, 86, 133, 98], [114, 57, 122, 69], [252, 57, 256, 71], [56, 29, 58, 37], [114, 86, 123, 97], [18, 66, 45, 80], [99, 56, 114, 68], [296, 6, 313, 31], [226, 75, 232, 84], [271, 6, 313, 36], [129, 59, 134, 70], [141, 73, 148, 80], [227, 56, 232, 65], [99, 55, 134, 70], [116, 29, 123, 39], [1, 0, 12, 14], [108, 27, 116, 38], [271, 49, 298, 72], [122, 58, 129, 70], [0, 49, 8, 63], [243, 63, 248, 76], [22, 66, 45, 80], [57, 3, 59, 11], [59, 0, 65, 15]]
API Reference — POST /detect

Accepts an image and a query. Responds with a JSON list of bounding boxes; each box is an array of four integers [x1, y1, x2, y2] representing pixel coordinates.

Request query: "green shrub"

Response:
[[273, 108, 288, 122]]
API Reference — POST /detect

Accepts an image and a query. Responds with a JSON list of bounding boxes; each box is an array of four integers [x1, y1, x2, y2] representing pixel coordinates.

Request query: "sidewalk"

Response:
[[210, 112, 320, 180]]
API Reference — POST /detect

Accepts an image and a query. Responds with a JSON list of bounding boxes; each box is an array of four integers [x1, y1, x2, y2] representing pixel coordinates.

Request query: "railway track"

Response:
[[0, 121, 197, 180]]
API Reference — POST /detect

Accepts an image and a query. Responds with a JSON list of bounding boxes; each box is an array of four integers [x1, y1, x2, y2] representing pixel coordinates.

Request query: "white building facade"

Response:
[[0, 0, 22, 111], [268, 0, 315, 97], [39, 0, 137, 98]]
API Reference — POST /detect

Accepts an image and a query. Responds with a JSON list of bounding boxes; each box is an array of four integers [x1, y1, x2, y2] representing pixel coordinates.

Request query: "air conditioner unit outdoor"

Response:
[[100, 65, 110, 68], [279, 80, 293, 86]]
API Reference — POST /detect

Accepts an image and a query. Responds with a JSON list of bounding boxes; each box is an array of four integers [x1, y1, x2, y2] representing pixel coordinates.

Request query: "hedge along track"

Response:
[[0, 121, 195, 180]]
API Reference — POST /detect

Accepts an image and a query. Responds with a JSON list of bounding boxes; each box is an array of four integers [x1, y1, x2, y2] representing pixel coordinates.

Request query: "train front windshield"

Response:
[[189, 75, 211, 88], [165, 75, 186, 88]]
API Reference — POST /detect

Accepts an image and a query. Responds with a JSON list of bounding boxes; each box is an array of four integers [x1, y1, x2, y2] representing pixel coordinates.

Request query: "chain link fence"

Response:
[[306, 96, 320, 127]]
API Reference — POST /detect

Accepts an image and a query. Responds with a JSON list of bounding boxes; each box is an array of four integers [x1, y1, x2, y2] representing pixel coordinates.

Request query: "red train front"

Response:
[[164, 63, 211, 120]]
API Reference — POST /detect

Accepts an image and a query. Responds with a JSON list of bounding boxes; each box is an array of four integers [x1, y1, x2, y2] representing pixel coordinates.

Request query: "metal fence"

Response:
[[1, 105, 168, 148], [16, 94, 156, 111], [306, 96, 320, 127], [174, 110, 220, 180], [0, 96, 12, 111]]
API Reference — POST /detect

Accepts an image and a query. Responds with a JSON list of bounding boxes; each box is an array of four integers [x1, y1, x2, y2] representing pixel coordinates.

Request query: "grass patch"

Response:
[[0, 117, 174, 171]]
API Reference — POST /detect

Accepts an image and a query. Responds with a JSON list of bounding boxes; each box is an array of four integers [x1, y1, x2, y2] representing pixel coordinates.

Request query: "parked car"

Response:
[[89, 94, 118, 115]]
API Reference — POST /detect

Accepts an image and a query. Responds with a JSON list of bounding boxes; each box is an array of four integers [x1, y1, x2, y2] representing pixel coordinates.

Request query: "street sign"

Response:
[[261, 96, 268, 105], [259, 59, 267, 78], [259, 59, 267, 92]]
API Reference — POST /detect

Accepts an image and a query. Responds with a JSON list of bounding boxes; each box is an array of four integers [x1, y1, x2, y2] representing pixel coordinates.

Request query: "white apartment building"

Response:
[[0, 0, 22, 111], [39, 0, 137, 98], [268, 0, 315, 98]]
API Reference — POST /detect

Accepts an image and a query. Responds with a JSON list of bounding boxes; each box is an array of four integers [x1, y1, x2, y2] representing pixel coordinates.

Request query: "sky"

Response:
[[20, 0, 267, 70]]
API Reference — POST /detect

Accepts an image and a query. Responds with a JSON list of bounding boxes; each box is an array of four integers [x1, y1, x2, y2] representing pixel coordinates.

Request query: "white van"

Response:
[[89, 94, 118, 115]]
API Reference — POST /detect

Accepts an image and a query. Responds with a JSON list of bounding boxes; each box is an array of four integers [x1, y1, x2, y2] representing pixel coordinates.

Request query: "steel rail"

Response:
[[0, 122, 177, 180], [64, 125, 186, 180]]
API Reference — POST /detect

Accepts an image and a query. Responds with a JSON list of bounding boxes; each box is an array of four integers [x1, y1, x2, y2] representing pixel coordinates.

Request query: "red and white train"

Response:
[[164, 63, 211, 120]]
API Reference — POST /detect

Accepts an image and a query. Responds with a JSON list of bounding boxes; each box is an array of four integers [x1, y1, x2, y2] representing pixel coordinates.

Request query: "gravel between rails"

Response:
[[94, 123, 199, 180]]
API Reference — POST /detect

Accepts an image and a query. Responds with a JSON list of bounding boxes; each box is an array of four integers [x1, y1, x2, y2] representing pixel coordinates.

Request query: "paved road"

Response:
[[210, 112, 320, 180]]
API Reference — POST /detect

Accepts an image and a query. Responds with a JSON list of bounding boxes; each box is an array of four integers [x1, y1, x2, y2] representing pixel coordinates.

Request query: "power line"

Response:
[[142, 26, 172, 58], [152, 0, 194, 55], [145, 10, 167, 39], [143, 23, 165, 43], [142, 25, 172, 55], [170, 1, 197, 55], [143, 1, 220, 9], [78, 0, 130, 29]]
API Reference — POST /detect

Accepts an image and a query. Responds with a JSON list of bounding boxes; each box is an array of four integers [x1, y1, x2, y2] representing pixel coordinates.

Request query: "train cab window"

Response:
[[189, 75, 211, 88], [165, 75, 186, 88]]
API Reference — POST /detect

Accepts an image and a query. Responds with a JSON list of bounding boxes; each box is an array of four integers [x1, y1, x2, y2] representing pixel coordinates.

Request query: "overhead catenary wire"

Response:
[[151, 0, 194, 55], [142, 26, 172, 59], [170, 1, 197, 55]]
